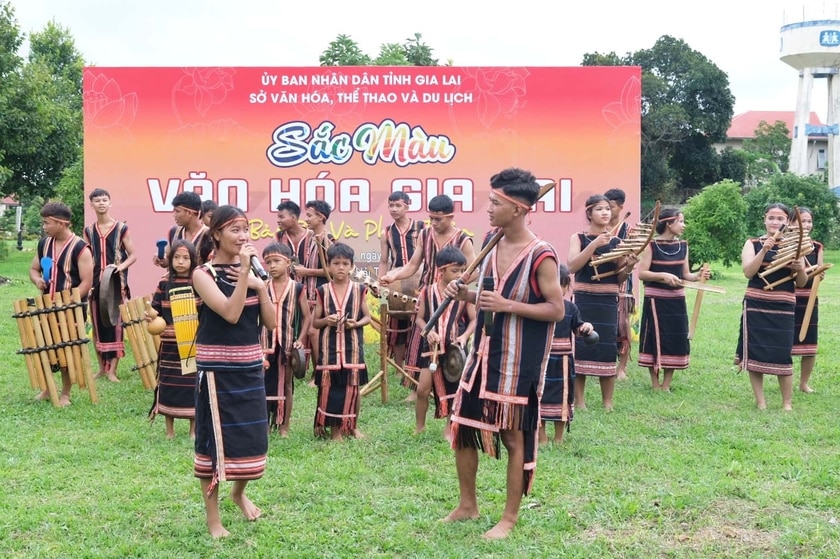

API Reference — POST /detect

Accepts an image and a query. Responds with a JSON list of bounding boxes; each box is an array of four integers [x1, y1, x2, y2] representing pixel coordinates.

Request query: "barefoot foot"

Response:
[[58, 394, 71, 407], [207, 520, 230, 538], [800, 385, 814, 393], [231, 491, 262, 521], [106, 373, 120, 383], [351, 429, 366, 439], [35, 390, 50, 401], [482, 519, 516, 540], [441, 506, 479, 523]]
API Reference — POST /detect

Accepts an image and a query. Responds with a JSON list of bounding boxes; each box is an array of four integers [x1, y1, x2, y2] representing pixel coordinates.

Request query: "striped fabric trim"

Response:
[[743, 359, 793, 376], [791, 344, 817, 357], [745, 288, 795, 304], [643, 286, 685, 299], [574, 282, 620, 295], [575, 360, 617, 377], [638, 353, 689, 369]]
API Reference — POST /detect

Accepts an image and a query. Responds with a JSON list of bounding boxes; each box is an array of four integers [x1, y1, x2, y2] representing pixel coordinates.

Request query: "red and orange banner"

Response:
[[83, 66, 640, 295]]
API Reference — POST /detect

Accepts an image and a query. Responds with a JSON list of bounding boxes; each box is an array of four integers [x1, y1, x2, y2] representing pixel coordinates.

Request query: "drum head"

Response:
[[442, 344, 466, 384], [289, 347, 307, 379], [98, 265, 122, 328]]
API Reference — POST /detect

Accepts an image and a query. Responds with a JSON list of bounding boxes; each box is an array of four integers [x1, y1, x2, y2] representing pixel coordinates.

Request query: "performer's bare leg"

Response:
[[94, 356, 107, 379], [58, 369, 72, 406], [106, 357, 120, 382], [574, 375, 587, 411], [799, 356, 815, 393], [165, 416, 176, 439], [230, 479, 261, 521], [483, 429, 524, 540], [553, 421, 566, 444], [749, 371, 766, 410], [648, 367, 661, 390], [189, 418, 196, 440], [616, 350, 629, 380], [660, 369, 675, 392], [392, 343, 407, 369], [199, 478, 229, 538], [442, 445, 479, 522], [538, 422, 548, 445], [778, 375, 793, 411], [414, 368, 432, 435], [599, 376, 616, 411]]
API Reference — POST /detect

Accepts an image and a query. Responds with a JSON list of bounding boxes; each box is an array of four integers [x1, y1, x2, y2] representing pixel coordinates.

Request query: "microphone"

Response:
[[250, 256, 268, 280], [482, 276, 495, 337], [40, 256, 53, 286], [155, 239, 168, 260]]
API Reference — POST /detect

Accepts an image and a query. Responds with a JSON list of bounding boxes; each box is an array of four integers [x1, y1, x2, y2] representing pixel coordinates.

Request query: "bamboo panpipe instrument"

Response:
[[799, 263, 831, 341], [119, 296, 158, 390], [609, 211, 631, 236], [805, 262, 833, 280], [12, 289, 95, 406], [351, 268, 418, 308]]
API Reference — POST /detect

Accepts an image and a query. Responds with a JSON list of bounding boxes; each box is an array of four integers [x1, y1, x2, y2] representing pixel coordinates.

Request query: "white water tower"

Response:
[[780, 3, 840, 189]]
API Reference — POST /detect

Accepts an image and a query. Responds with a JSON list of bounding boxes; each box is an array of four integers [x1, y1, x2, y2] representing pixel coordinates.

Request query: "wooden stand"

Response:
[[360, 296, 418, 402]]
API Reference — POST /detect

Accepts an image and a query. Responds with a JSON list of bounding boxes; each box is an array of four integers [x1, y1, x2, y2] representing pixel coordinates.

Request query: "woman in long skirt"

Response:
[[192, 205, 276, 538], [735, 203, 807, 411]]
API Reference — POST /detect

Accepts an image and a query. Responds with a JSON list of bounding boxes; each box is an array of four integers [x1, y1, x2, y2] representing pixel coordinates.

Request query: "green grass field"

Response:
[[1, 242, 839, 558]]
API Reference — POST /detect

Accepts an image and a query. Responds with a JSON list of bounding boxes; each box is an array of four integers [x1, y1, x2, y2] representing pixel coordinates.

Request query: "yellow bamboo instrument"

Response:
[[170, 286, 199, 375]]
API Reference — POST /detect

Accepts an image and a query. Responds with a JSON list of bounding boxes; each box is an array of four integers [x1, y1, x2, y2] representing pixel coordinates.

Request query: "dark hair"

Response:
[[40, 201, 72, 221], [263, 241, 293, 259], [172, 191, 202, 212], [435, 245, 467, 268], [88, 188, 110, 201], [428, 194, 454, 214], [326, 242, 354, 264], [207, 205, 248, 248], [200, 199, 217, 218], [276, 200, 301, 217], [305, 199, 333, 220], [655, 207, 682, 234], [794, 206, 813, 220], [604, 188, 626, 205], [583, 195, 609, 222], [168, 239, 197, 279], [558, 262, 571, 287], [489, 167, 540, 206], [388, 191, 410, 204], [764, 202, 791, 218]]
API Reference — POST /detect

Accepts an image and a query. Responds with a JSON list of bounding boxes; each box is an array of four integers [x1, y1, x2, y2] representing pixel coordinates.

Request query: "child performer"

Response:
[[262, 242, 312, 436], [567, 195, 637, 411], [312, 242, 372, 441], [637, 208, 710, 391], [192, 205, 276, 538], [736, 203, 807, 411], [379, 191, 425, 368], [148, 239, 199, 439], [413, 246, 477, 438], [539, 263, 593, 444], [790, 207, 823, 393]]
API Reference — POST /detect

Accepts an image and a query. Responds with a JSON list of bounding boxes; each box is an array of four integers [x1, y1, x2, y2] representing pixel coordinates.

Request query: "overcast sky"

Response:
[[13, 0, 840, 120]]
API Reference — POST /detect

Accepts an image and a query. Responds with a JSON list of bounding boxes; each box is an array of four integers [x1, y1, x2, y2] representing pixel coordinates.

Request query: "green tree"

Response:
[[741, 120, 790, 184], [320, 33, 440, 67], [682, 180, 747, 268], [718, 146, 748, 185], [0, 5, 84, 202], [53, 149, 84, 232], [743, 173, 839, 245], [583, 36, 735, 200]]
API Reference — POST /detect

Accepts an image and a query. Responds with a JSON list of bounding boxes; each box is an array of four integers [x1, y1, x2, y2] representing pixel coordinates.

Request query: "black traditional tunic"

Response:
[[572, 233, 621, 377], [735, 239, 796, 376], [540, 300, 582, 423], [37, 236, 90, 299], [384, 219, 425, 348], [84, 221, 130, 360], [263, 278, 305, 426], [638, 240, 690, 372], [416, 283, 470, 418], [450, 238, 557, 495], [149, 275, 198, 420], [193, 263, 267, 490], [314, 282, 369, 436]]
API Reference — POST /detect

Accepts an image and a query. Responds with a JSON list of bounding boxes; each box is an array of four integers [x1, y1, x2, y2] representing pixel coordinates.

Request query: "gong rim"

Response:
[[98, 265, 122, 328], [442, 344, 466, 383]]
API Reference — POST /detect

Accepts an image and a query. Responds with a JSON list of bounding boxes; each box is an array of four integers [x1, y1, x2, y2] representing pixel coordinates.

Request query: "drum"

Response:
[[169, 286, 198, 375], [442, 343, 466, 383], [288, 347, 307, 379]]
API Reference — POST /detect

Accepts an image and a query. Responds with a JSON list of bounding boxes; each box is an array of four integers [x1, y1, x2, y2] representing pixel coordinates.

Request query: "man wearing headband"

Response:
[[605, 188, 634, 381], [84, 188, 137, 383], [153, 191, 209, 267], [442, 168, 565, 540], [381, 194, 476, 400], [29, 200, 94, 406]]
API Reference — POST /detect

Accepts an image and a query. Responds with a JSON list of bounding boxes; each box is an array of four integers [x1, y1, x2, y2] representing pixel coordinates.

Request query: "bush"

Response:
[[743, 173, 840, 246], [682, 180, 747, 268]]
